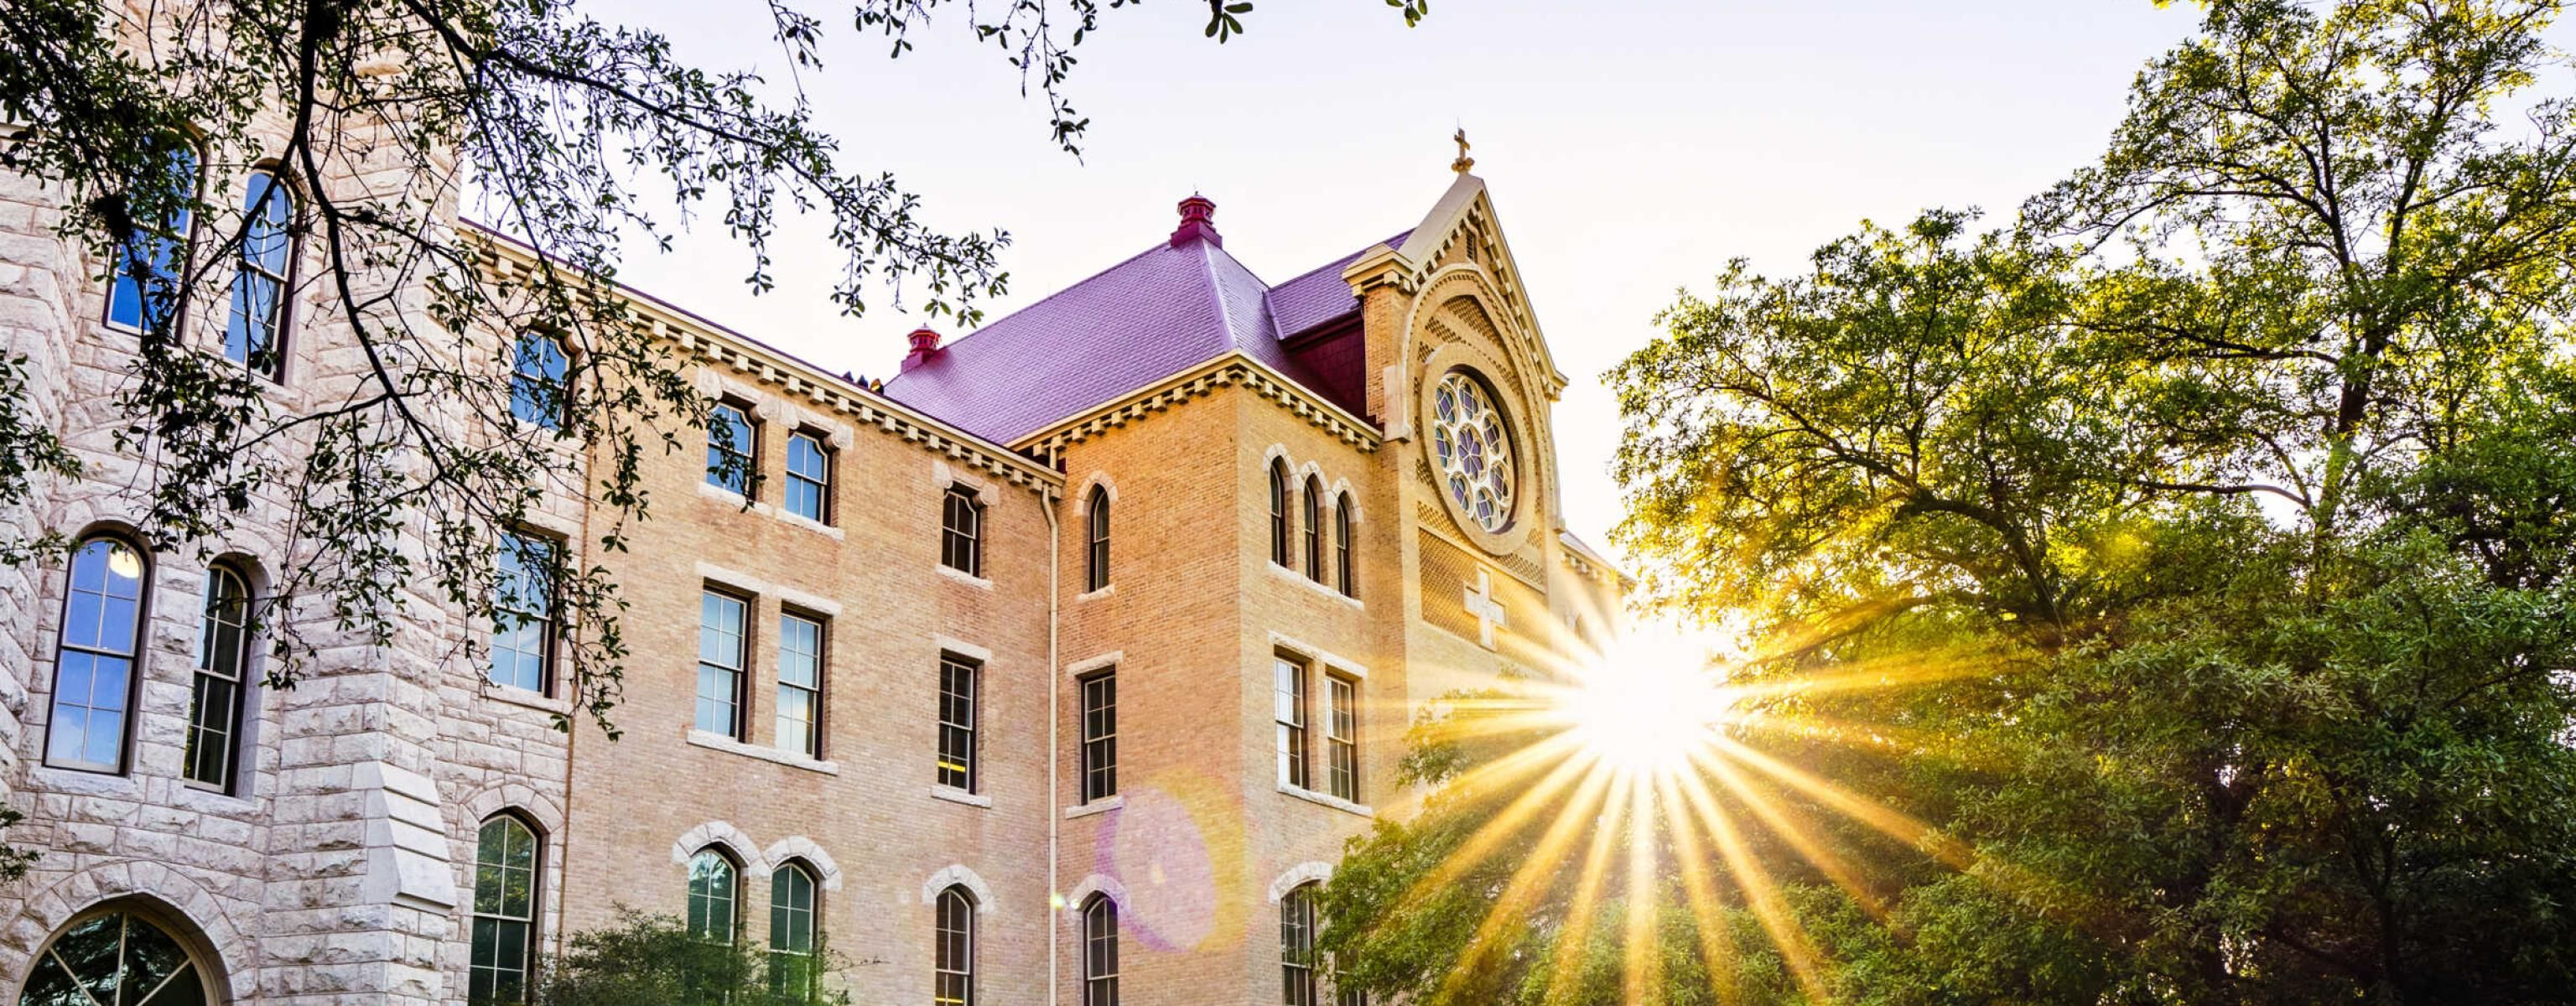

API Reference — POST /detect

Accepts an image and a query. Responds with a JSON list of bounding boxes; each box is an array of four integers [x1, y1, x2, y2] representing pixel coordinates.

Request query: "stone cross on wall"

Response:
[[1464, 568, 1509, 649]]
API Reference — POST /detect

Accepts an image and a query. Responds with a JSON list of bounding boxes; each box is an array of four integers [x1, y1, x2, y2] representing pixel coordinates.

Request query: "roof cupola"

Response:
[[1170, 194, 1221, 248], [901, 326, 942, 371]]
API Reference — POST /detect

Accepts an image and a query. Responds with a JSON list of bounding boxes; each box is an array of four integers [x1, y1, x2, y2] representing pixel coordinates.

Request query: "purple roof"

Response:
[[1267, 231, 1410, 341], [883, 225, 1404, 444]]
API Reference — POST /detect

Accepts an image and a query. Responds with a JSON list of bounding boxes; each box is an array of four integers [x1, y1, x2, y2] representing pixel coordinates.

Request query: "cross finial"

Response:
[[1452, 128, 1474, 174]]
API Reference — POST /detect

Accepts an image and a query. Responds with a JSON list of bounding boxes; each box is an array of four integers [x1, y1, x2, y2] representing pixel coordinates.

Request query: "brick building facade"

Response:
[[0, 141, 1624, 1003]]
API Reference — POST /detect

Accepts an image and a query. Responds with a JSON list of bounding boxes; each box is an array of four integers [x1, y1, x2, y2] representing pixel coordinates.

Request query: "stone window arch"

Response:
[[18, 896, 225, 1005]]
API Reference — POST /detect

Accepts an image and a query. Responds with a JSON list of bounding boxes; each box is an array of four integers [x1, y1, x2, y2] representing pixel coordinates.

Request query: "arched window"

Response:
[[1268, 459, 1291, 566], [104, 140, 199, 336], [686, 848, 740, 943], [769, 862, 820, 999], [20, 902, 219, 1005], [783, 431, 832, 523], [184, 563, 252, 791], [48, 536, 148, 773], [470, 814, 543, 1005], [1302, 475, 1325, 580], [706, 401, 756, 496], [510, 332, 569, 430], [1280, 883, 1319, 1006], [226, 168, 295, 381], [942, 485, 984, 577], [1333, 496, 1356, 599], [1081, 894, 1119, 1006], [1085, 485, 1110, 593], [934, 885, 977, 1006]]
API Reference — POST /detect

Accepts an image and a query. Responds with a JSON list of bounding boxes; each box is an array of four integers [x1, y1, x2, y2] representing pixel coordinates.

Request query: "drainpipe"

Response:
[[1043, 488, 1062, 1005]]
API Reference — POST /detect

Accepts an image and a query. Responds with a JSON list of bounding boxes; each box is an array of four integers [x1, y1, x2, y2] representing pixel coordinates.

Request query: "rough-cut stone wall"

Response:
[[0, 83, 562, 1003]]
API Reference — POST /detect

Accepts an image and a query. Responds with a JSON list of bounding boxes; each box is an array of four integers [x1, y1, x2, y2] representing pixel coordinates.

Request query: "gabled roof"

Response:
[[1267, 231, 1409, 342], [882, 217, 1395, 445]]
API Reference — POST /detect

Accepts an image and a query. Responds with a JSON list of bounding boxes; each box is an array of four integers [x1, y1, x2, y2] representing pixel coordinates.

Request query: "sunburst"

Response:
[[1371, 616, 1969, 1004]]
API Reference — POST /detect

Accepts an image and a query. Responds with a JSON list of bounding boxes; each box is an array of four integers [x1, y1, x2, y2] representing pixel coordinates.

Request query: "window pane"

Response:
[[185, 567, 250, 790], [511, 334, 569, 429], [1275, 656, 1307, 789], [706, 403, 752, 494], [1328, 677, 1359, 802], [698, 592, 746, 737], [49, 539, 146, 772], [938, 657, 978, 791], [770, 865, 817, 956], [226, 169, 293, 379], [784, 433, 829, 523], [942, 487, 982, 575], [105, 145, 197, 334], [1281, 888, 1317, 1006], [935, 888, 975, 1006], [1083, 898, 1119, 1006], [688, 851, 736, 942], [777, 614, 823, 758], [491, 535, 554, 692], [1082, 672, 1116, 803]]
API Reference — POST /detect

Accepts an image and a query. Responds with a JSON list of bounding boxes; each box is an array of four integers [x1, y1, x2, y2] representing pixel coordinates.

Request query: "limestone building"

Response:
[[0, 135, 1623, 1002]]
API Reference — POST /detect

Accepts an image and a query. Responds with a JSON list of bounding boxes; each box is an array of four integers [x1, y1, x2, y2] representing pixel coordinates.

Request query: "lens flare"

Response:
[[1358, 611, 1971, 1005], [1566, 649, 1728, 775]]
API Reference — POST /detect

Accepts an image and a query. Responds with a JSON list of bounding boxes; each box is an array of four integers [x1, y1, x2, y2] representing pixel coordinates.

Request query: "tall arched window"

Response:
[[769, 862, 819, 999], [510, 332, 569, 430], [104, 141, 199, 336], [1082, 894, 1119, 1006], [470, 813, 543, 1005], [20, 902, 219, 1005], [686, 848, 739, 943], [226, 168, 295, 381], [1268, 459, 1291, 566], [934, 884, 976, 1006], [1302, 475, 1325, 580], [1333, 496, 1356, 599], [48, 536, 148, 773], [184, 563, 252, 791], [1085, 485, 1111, 593], [1280, 883, 1319, 1006]]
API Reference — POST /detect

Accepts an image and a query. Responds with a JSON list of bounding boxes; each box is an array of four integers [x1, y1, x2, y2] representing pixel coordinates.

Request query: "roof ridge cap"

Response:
[[1197, 239, 1242, 348]]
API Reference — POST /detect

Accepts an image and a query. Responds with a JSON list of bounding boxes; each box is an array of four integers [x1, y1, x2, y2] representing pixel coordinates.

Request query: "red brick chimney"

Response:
[[901, 326, 942, 372], [1170, 194, 1221, 248]]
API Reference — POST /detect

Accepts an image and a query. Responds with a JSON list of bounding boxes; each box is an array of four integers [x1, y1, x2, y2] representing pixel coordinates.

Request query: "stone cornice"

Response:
[[1017, 350, 1384, 462], [465, 228, 1061, 497]]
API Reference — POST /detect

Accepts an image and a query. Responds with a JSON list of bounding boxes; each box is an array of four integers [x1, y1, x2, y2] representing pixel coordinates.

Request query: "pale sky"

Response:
[[597, 1, 2199, 559]]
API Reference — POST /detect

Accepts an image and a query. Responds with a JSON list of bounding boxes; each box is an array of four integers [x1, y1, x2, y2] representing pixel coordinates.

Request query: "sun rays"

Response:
[[1377, 619, 1979, 1005]]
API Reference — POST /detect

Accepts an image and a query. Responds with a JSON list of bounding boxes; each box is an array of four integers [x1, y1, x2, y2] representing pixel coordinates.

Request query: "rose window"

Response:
[[1431, 371, 1516, 532]]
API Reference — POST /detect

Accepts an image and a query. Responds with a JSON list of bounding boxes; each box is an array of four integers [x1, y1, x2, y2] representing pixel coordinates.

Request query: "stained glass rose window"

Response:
[[1431, 370, 1516, 532]]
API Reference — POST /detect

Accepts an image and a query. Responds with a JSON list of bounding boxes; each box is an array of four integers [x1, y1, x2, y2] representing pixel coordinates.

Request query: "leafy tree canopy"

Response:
[[0, 0, 1422, 729], [1329, 2, 2576, 1003]]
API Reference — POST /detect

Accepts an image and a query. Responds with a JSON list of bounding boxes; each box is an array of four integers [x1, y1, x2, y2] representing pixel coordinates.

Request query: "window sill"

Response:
[[481, 682, 573, 717], [930, 785, 992, 808], [697, 480, 773, 514], [169, 784, 259, 814], [777, 509, 845, 541], [685, 730, 840, 775], [29, 765, 142, 798], [1064, 796, 1124, 819], [1266, 561, 1363, 609], [1076, 583, 1114, 602], [1277, 781, 1372, 817], [937, 564, 994, 590]]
